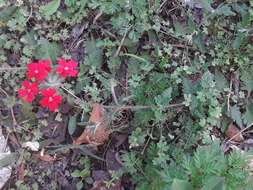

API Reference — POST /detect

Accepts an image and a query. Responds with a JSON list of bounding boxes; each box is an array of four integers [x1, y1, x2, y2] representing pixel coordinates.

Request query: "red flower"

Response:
[[39, 88, 62, 111], [18, 80, 39, 103], [26, 60, 52, 81], [56, 58, 78, 77]]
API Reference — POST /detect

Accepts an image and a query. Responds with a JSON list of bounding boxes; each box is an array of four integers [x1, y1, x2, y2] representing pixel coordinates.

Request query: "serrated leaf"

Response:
[[34, 39, 61, 63], [202, 176, 225, 190], [68, 115, 77, 135], [201, 0, 213, 11], [155, 87, 172, 107], [230, 105, 243, 128], [214, 70, 228, 91], [215, 5, 236, 16], [174, 21, 186, 36], [85, 40, 103, 68], [241, 71, 253, 93], [232, 33, 245, 50], [39, 0, 61, 17], [183, 78, 192, 94], [243, 103, 253, 126], [193, 33, 206, 53], [201, 71, 214, 88], [171, 179, 193, 190], [0, 5, 18, 22]]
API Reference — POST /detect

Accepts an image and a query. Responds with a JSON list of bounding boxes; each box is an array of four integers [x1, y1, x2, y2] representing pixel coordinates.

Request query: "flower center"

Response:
[[49, 97, 53, 102], [27, 89, 31, 93], [64, 66, 69, 71], [35, 70, 39, 74]]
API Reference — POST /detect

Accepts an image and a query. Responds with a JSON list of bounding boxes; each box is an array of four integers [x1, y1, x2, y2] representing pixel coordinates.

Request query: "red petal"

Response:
[[21, 80, 30, 88], [26, 94, 34, 103], [18, 89, 26, 97], [69, 70, 78, 77], [39, 98, 49, 107], [69, 60, 78, 67]]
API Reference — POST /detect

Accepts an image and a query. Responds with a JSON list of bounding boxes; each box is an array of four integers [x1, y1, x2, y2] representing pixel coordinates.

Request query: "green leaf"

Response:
[[39, 0, 61, 17], [243, 103, 253, 126], [0, 5, 18, 22], [241, 70, 253, 93], [174, 21, 186, 37], [201, 0, 213, 11], [193, 33, 206, 53], [215, 5, 236, 16], [171, 179, 193, 190], [202, 176, 225, 190], [71, 168, 90, 178], [34, 39, 61, 63], [201, 71, 214, 88], [85, 40, 103, 68], [155, 87, 172, 107], [68, 115, 77, 135], [230, 105, 243, 128], [214, 70, 228, 91], [232, 33, 245, 50]]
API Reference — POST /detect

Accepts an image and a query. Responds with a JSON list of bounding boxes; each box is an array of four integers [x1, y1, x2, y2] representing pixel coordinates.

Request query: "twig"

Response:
[[114, 27, 130, 57], [227, 78, 232, 113], [110, 79, 119, 105], [25, 2, 33, 23], [93, 10, 103, 24], [60, 86, 80, 100]]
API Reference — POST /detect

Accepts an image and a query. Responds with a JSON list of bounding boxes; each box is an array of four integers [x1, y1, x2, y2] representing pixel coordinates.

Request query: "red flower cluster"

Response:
[[18, 58, 78, 111]]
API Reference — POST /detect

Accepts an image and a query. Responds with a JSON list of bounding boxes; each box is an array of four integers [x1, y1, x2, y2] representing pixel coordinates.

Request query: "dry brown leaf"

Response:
[[225, 123, 244, 142], [18, 162, 25, 181], [73, 103, 110, 145], [35, 153, 56, 162]]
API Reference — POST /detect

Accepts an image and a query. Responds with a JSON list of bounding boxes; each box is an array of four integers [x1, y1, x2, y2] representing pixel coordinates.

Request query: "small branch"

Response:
[[110, 79, 119, 105], [114, 27, 130, 57], [227, 78, 232, 113], [93, 10, 103, 24], [61, 86, 80, 100]]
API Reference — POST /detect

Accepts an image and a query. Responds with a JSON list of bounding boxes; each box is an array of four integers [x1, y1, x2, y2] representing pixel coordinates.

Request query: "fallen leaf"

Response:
[[89, 103, 105, 124], [35, 153, 56, 162], [73, 103, 110, 145], [225, 123, 244, 142], [18, 162, 25, 181], [22, 141, 40, 151]]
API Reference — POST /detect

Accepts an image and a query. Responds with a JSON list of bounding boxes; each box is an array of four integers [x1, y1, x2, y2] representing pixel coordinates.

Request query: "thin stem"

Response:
[[122, 53, 149, 64], [103, 103, 184, 110], [0, 67, 26, 72], [61, 86, 184, 111], [114, 26, 131, 57], [60, 86, 80, 100]]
